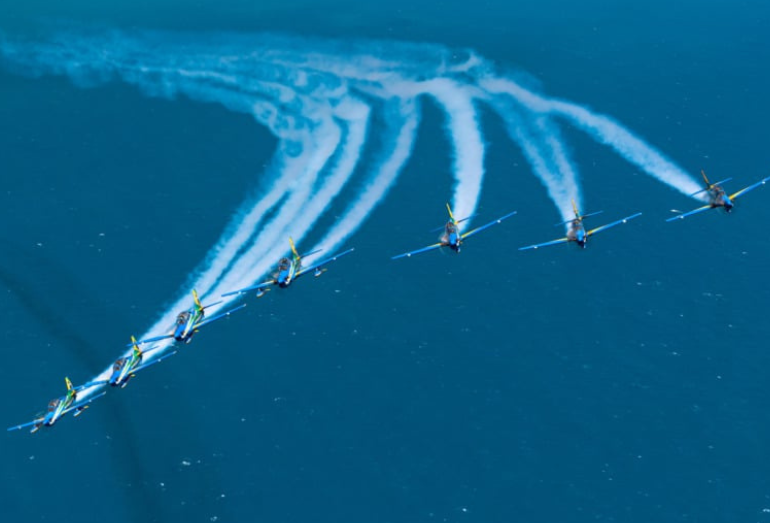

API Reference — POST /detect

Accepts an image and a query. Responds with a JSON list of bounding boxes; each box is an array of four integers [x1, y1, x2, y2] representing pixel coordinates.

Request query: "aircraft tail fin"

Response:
[[65, 377, 73, 391]]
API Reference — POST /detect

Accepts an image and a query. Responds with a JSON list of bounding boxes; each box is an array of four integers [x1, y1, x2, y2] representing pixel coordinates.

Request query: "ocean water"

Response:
[[2, 2, 770, 522]]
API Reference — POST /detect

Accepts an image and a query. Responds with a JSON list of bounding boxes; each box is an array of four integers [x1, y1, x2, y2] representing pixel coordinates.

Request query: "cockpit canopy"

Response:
[[277, 257, 292, 272]]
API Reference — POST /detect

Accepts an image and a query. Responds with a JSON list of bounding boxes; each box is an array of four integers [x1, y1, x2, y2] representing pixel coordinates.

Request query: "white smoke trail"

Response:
[[0, 27, 706, 408], [532, 117, 582, 217], [479, 76, 703, 198], [359, 78, 486, 224], [417, 79, 485, 222], [208, 99, 371, 299], [311, 98, 421, 255], [485, 95, 578, 223]]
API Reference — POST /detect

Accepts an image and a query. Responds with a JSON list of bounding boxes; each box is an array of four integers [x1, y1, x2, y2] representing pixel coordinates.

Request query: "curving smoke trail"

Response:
[[479, 76, 705, 198], [408, 79, 486, 223], [306, 97, 421, 256], [0, 27, 703, 400], [483, 94, 582, 221]]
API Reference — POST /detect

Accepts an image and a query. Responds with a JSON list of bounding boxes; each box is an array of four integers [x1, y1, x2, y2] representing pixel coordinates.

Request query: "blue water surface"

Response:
[[1, 1, 770, 522]]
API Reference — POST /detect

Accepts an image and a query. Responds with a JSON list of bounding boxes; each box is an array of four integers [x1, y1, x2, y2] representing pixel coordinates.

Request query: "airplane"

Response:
[[666, 170, 770, 222], [221, 238, 354, 298], [107, 336, 177, 388], [519, 200, 642, 250], [134, 290, 246, 345], [391, 203, 517, 260], [7, 377, 107, 433]]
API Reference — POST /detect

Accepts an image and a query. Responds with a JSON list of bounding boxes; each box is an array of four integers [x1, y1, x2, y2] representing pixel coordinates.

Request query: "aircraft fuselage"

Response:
[[567, 220, 587, 248], [110, 355, 140, 387], [442, 222, 461, 252], [709, 186, 733, 211], [173, 309, 201, 343], [276, 257, 299, 287]]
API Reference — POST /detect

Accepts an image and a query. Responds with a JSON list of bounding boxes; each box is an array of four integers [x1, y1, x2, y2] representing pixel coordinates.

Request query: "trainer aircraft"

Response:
[[222, 238, 354, 298], [7, 377, 106, 433], [519, 200, 641, 250], [666, 171, 770, 222], [107, 336, 177, 388], [391, 203, 517, 259], [135, 290, 246, 345]]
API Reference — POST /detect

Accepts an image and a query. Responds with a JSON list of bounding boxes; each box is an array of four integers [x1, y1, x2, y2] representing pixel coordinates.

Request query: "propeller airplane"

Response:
[[519, 200, 641, 250], [391, 203, 517, 260], [221, 238, 354, 298], [666, 171, 770, 222], [7, 377, 106, 433], [134, 290, 246, 345], [105, 336, 177, 388]]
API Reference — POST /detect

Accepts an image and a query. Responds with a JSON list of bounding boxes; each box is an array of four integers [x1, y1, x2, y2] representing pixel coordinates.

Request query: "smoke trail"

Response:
[[479, 76, 704, 198], [532, 117, 582, 215], [208, 99, 371, 299], [408, 79, 486, 223], [310, 97, 421, 255], [0, 26, 706, 407], [486, 95, 578, 223]]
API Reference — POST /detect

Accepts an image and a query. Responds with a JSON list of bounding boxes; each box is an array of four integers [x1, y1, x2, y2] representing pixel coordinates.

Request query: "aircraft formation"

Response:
[[7, 173, 770, 434]]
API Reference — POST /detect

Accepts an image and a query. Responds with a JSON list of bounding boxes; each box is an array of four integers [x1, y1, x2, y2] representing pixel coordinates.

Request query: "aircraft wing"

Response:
[[665, 205, 713, 222], [221, 280, 274, 297], [691, 177, 732, 196], [586, 212, 642, 236], [133, 350, 178, 373], [460, 211, 517, 240], [391, 242, 444, 260], [7, 417, 45, 432], [195, 304, 247, 329], [729, 175, 770, 200], [297, 248, 355, 277], [518, 236, 570, 251], [62, 391, 107, 416]]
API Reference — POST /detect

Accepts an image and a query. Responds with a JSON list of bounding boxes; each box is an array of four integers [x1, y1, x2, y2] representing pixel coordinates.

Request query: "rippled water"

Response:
[[2, 2, 770, 522]]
